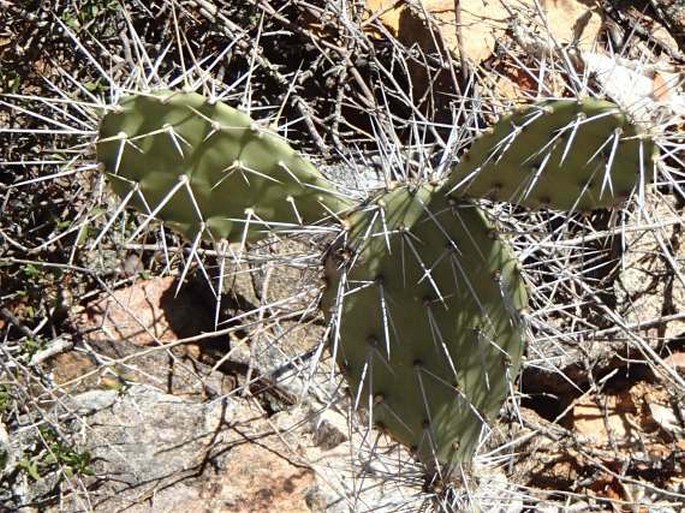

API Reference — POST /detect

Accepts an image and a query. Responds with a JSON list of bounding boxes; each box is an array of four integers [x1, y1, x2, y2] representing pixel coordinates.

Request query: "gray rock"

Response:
[[0, 421, 12, 476], [79, 385, 228, 481], [60, 384, 231, 511], [63, 389, 119, 414], [311, 409, 348, 450]]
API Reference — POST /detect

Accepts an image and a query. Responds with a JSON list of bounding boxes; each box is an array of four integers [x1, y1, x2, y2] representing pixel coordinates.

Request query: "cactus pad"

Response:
[[447, 99, 655, 211], [322, 185, 528, 470], [97, 91, 352, 242]]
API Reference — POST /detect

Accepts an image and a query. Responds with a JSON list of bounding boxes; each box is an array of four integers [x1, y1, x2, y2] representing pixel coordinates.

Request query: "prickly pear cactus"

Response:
[[447, 99, 656, 211], [322, 184, 528, 470], [97, 91, 353, 242]]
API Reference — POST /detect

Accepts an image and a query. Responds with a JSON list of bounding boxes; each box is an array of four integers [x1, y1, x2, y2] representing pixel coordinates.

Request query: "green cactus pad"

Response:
[[322, 185, 528, 471], [97, 91, 353, 241], [447, 99, 655, 211]]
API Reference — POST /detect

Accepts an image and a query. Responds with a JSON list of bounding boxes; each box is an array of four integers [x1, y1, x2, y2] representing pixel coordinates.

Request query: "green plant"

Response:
[[44, 444, 93, 479], [447, 99, 655, 211], [94, 91, 654, 475], [0, 385, 12, 417], [15, 427, 93, 482], [322, 184, 527, 470], [97, 91, 354, 243], [20, 338, 44, 359], [59, 0, 120, 31]]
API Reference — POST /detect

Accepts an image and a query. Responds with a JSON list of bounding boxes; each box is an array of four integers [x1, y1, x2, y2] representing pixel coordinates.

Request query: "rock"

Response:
[[572, 393, 637, 443], [63, 389, 119, 414], [366, 0, 602, 63], [615, 193, 685, 343], [67, 275, 234, 398], [72, 385, 228, 487], [53, 385, 317, 512], [73, 276, 213, 348], [0, 421, 13, 478], [311, 409, 349, 450]]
